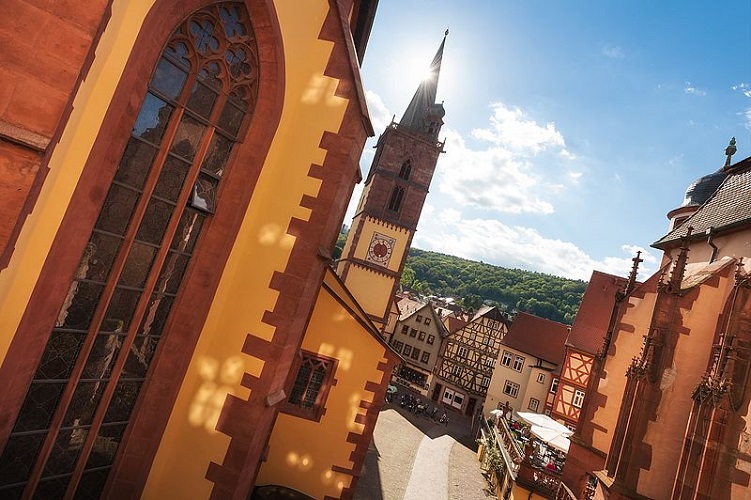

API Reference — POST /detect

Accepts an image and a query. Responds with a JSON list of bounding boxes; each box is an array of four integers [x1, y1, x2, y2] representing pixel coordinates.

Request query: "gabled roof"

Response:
[[502, 312, 569, 365], [472, 305, 510, 324], [566, 271, 628, 355], [322, 268, 402, 362], [399, 301, 450, 338], [654, 156, 751, 248], [397, 297, 425, 319], [444, 314, 468, 334]]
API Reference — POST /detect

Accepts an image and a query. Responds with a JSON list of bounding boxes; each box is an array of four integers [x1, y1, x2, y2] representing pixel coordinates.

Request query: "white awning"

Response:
[[516, 412, 574, 437]]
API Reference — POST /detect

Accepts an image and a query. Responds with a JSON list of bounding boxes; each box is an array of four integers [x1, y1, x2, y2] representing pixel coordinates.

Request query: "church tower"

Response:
[[337, 32, 448, 330]]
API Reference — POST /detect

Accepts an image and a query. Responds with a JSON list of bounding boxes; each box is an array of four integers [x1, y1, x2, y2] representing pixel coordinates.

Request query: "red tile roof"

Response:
[[566, 271, 628, 355], [502, 312, 570, 365], [445, 314, 468, 334]]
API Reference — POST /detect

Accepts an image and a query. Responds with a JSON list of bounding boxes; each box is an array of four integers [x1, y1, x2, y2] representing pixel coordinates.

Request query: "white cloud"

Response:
[[684, 81, 706, 96], [732, 83, 751, 98], [439, 129, 555, 214], [471, 103, 566, 154], [602, 44, 625, 59], [415, 210, 658, 281], [364, 90, 393, 134], [436, 102, 576, 214]]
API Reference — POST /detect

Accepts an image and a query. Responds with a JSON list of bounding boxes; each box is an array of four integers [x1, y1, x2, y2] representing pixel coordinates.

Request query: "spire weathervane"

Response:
[[724, 137, 737, 167]]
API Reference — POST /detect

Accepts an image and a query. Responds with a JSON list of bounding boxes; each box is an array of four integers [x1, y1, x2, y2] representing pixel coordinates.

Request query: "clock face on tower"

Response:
[[366, 232, 395, 267]]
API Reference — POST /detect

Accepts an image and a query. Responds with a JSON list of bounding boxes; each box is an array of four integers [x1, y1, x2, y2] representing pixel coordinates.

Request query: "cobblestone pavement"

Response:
[[354, 390, 492, 500]]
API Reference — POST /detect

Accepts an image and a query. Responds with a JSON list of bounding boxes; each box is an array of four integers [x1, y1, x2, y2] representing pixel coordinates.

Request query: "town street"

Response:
[[354, 393, 490, 500]]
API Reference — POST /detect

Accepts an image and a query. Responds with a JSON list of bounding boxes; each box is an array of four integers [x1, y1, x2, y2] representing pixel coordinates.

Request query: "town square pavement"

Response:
[[354, 389, 491, 500]]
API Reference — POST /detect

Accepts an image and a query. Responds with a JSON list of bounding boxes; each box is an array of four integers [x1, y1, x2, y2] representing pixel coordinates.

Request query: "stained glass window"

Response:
[[0, 3, 259, 497]]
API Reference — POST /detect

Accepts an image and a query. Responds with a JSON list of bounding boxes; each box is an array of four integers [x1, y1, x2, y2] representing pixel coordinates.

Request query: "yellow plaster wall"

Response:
[[0, 0, 154, 366], [256, 282, 388, 498], [143, 0, 353, 497], [590, 288, 658, 454], [520, 367, 550, 415], [637, 272, 732, 499], [342, 265, 393, 319]]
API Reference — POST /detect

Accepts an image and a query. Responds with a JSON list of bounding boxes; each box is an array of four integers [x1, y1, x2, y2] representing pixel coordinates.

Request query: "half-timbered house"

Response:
[[433, 306, 510, 416]]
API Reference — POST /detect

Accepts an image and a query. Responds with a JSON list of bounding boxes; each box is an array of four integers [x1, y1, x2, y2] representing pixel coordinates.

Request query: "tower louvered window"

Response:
[[387, 186, 404, 212], [0, 4, 258, 498], [398, 160, 412, 180]]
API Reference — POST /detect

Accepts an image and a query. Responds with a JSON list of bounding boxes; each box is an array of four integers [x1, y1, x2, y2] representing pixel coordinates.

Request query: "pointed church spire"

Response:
[[399, 31, 448, 137]]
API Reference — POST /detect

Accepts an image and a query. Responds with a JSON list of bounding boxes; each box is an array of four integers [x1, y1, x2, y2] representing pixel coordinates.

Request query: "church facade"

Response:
[[567, 148, 751, 499], [0, 1, 447, 498]]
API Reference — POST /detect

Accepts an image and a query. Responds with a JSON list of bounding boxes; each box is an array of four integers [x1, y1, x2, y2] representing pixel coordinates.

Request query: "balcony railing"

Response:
[[480, 417, 577, 500]]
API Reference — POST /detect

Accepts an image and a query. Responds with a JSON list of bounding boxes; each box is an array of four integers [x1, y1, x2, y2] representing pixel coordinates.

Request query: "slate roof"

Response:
[[399, 33, 447, 131], [566, 271, 628, 355], [654, 156, 751, 248], [502, 312, 570, 365]]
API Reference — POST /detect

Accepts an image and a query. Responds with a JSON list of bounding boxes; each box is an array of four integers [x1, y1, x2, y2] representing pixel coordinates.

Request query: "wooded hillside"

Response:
[[402, 248, 586, 324]]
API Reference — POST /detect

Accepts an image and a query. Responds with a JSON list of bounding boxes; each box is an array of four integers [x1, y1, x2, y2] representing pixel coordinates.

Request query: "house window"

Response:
[[482, 335, 492, 346], [284, 352, 338, 421], [537, 373, 546, 384], [528, 398, 540, 411], [425, 317, 431, 325], [501, 351, 512, 367], [403, 345, 412, 357], [416, 314, 423, 322], [484, 357, 495, 368], [573, 389, 585, 408], [399, 160, 412, 180], [503, 380, 520, 398], [411, 348, 420, 360], [457, 346, 468, 358], [452, 365, 462, 376], [481, 377, 490, 388], [401, 325, 409, 335], [453, 394, 464, 407], [0, 4, 259, 495], [394, 341, 404, 353], [421, 352, 430, 363], [550, 377, 559, 394], [513, 355, 525, 372], [410, 328, 417, 337], [418, 331, 426, 341], [427, 334, 435, 345], [442, 388, 454, 404], [387, 186, 404, 211]]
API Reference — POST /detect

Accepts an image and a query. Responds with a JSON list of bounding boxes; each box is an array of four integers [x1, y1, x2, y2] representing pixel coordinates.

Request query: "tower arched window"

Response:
[[388, 186, 405, 212], [0, 3, 258, 498], [398, 160, 412, 180]]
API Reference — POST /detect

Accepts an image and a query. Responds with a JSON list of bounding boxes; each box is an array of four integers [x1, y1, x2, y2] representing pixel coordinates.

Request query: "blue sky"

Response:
[[345, 1, 751, 281]]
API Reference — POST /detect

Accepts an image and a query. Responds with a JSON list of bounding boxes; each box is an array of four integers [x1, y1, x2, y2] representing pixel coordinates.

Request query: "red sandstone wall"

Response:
[[0, 0, 109, 264]]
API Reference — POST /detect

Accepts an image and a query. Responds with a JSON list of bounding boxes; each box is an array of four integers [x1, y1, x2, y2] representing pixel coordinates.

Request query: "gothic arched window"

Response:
[[0, 3, 258, 498]]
